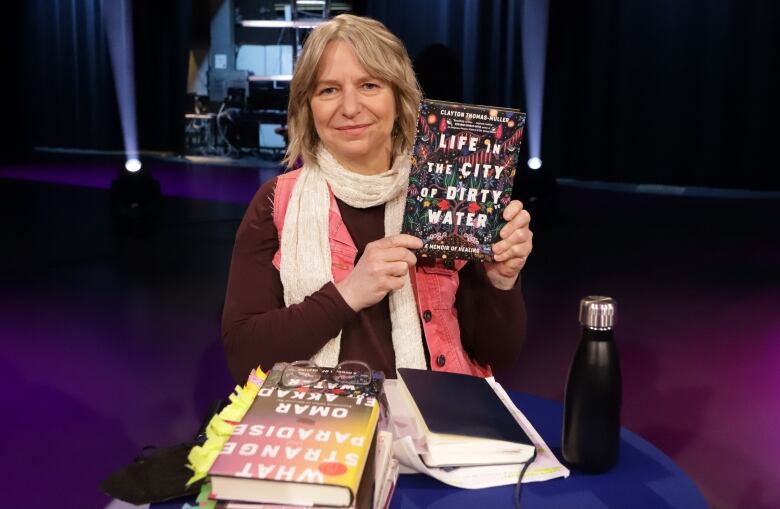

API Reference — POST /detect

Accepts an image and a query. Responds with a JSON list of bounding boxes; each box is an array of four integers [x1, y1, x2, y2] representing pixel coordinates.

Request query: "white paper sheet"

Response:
[[384, 378, 569, 489]]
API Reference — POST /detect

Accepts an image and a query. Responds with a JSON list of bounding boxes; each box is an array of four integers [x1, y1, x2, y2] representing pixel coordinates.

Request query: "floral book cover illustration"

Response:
[[402, 99, 526, 262]]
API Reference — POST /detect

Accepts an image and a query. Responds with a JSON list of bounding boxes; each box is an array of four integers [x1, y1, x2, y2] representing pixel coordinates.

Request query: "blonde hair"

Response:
[[283, 14, 422, 168]]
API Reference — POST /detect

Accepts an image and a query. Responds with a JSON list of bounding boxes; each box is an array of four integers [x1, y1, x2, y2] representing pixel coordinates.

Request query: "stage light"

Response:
[[521, 0, 549, 175], [528, 157, 542, 170], [125, 158, 142, 173], [103, 0, 160, 233], [103, 0, 139, 170], [110, 162, 162, 233]]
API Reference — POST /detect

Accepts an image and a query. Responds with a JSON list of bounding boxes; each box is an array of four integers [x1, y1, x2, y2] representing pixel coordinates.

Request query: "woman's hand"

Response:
[[336, 234, 423, 311], [485, 200, 533, 290]]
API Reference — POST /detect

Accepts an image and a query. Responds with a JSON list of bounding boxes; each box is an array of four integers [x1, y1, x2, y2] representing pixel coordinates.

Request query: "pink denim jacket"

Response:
[[271, 169, 492, 377]]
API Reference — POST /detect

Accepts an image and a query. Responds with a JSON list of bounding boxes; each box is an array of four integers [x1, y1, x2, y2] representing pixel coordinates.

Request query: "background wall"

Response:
[[542, 0, 779, 190], [3, 0, 779, 190], [9, 0, 191, 156], [358, 0, 779, 190]]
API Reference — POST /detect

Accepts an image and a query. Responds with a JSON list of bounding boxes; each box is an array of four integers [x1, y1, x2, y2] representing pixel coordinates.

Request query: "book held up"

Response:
[[402, 99, 526, 262]]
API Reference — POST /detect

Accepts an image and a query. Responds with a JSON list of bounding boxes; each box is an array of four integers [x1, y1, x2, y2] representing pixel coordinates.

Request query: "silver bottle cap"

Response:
[[579, 296, 616, 329]]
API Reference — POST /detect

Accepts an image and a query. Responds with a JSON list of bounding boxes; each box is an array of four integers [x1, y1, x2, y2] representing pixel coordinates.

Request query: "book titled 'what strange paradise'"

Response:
[[402, 99, 526, 262]]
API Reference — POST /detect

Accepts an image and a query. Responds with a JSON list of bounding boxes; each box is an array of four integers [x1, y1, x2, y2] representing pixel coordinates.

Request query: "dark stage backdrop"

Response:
[[1, 2, 27, 163], [357, 0, 528, 111], [6, 1, 778, 190], [355, 0, 533, 190], [544, 0, 779, 190], [359, 0, 779, 191], [16, 0, 191, 155]]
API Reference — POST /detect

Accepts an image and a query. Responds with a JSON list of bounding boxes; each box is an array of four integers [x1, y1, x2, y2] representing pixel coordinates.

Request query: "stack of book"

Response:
[[395, 368, 536, 468], [198, 364, 397, 509], [383, 368, 570, 493]]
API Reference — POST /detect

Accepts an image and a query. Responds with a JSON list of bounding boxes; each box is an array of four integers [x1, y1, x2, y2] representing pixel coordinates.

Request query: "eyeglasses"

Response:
[[280, 360, 373, 388]]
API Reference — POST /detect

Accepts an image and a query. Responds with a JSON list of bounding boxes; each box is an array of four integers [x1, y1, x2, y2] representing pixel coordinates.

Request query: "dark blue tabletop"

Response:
[[151, 392, 708, 509], [389, 392, 708, 509]]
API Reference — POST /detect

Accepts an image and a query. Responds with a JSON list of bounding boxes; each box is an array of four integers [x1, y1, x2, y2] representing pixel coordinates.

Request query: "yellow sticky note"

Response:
[[185, 470, 207, 486], [228, 392, 242, 406], [218, 405, 244, 422], [247, 366, 267, 388], [200, 436, 225, 453], [207, 415, 235, 436], [235, 388, 255, 406], [187, 445, 219, 467]]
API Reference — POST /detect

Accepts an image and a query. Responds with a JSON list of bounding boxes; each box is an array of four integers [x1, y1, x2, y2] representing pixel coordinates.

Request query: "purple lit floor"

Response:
[[1, 159, 778, 509]]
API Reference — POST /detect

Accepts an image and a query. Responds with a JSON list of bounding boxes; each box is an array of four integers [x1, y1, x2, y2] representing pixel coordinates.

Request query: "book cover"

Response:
[[214, 434, 388, 509], [209, 380, 380, 507], [402, 99, 526, 262], [214, 436, 387, 509], [396, 368, 534, 467]]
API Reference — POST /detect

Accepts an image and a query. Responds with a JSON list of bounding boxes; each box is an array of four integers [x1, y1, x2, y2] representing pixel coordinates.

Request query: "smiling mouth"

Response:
[[336, 123, 371, 133]]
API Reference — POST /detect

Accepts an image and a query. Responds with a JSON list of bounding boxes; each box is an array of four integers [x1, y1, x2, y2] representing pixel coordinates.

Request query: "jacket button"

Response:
[[436, 354, 446, 367], [444, 258, 455, 269], [423, 310, 432, 322]]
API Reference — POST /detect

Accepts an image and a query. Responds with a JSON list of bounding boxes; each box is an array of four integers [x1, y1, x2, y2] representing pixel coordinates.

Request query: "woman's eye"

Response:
[[319, 87, 337, 96], [363, 82, 380, 90]]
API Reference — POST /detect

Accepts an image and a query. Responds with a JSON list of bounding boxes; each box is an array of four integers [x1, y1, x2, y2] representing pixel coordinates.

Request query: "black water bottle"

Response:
[[562, 296, 622, 473]]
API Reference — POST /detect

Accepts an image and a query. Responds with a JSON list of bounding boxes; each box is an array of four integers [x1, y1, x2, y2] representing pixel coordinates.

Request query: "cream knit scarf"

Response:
[[279, 147, 427, 369]]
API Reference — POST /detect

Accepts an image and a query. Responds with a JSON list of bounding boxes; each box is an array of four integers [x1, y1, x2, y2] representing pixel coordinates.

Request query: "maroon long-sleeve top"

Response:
[[221, 177, 527, 383]]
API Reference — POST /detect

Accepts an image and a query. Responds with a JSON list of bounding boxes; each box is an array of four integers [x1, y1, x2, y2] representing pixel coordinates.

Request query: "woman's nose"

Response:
[[340, 86, 361, 117]]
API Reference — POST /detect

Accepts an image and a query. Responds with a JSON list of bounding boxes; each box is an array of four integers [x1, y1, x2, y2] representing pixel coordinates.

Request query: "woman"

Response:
[[221, 14, 533, 383]]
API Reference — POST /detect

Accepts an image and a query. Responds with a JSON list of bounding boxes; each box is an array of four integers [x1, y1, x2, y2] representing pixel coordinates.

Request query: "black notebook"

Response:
[[397, 368, 535, 467]]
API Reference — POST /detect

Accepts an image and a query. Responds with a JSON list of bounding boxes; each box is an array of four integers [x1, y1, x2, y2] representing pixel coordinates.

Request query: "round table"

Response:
[[389, 392, 708, 509], [149, 392, 708, 509]]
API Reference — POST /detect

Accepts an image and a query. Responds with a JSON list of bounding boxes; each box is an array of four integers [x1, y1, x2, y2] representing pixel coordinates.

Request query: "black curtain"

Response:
[[17, 0, 192, 155], [133, 1, 192, 153], [544, 0, 780, 190], [355, 0, 528, 110], [22, 0, 120, 152], [1, 2, 27, 162], [357, 0, 779, 190], [354, 0, 533, 190]]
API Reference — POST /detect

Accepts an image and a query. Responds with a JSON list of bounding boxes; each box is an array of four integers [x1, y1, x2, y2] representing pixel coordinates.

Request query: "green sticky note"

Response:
[[196, 482, 212, 502]]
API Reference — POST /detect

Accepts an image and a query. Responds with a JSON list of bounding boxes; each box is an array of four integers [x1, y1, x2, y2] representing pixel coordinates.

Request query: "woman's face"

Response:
[[310, 40, 396, 175]]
